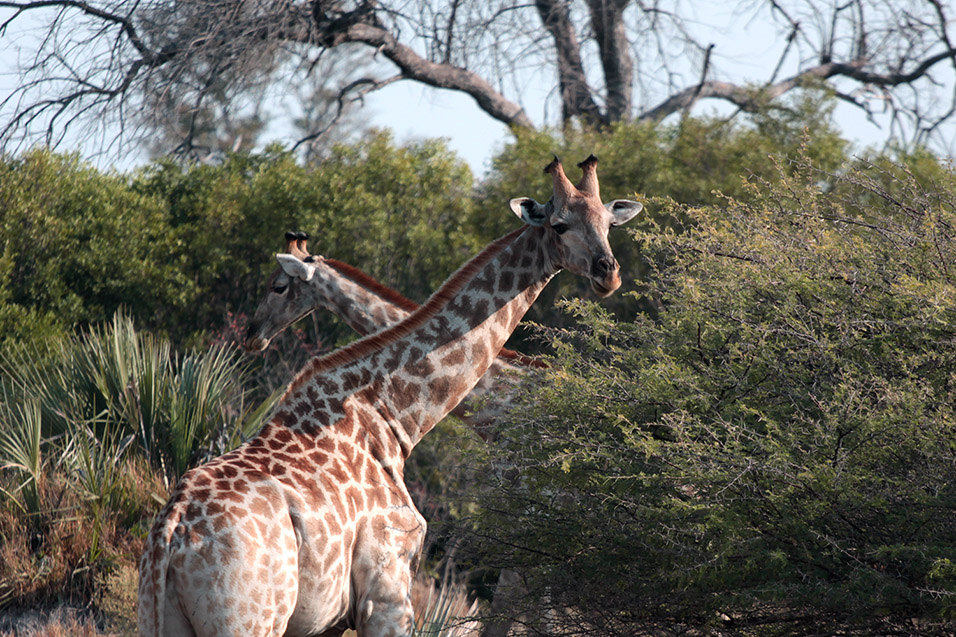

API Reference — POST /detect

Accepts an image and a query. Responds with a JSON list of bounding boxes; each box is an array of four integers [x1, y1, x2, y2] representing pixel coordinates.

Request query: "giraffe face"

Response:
[[244, 255, 318, 351], [510, 156, 642, 297]]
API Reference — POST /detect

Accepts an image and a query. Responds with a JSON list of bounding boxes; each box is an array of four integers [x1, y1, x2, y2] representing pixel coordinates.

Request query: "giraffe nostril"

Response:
[[594, 256, 615, 278]]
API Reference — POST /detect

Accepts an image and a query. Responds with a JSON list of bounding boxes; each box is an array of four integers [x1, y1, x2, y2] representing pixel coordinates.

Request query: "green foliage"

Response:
[[130, 146, 311, 345], [0, 312, 279, 611], [465, 156, 956, 632], [1, 100, 941, 358], [0, 398, 45, 520], [297, 131, 479, 301], [0, 312, 277, 486], [0, 134, 476, 352], [128, 131, 476, 348], [67, 415, 134, 562], [0, 149, 192, 350]]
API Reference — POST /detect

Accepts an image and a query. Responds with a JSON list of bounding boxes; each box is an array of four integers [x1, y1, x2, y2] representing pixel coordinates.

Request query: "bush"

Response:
[[0, 134, 476, 352], [459, 96, 853, 356], [0, 150, 191, 351], [463, 156, 956, 632], [131, 132, 477, 348], [0, 313, 278, 613], [1, 312, 277, 486]]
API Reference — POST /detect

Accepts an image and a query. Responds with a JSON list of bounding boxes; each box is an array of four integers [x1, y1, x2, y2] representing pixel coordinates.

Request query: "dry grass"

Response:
[[0, 607, 102, 637], [99, 563, 139, 636], [0, 456, 164, 634], [0, 476, 97, 610]]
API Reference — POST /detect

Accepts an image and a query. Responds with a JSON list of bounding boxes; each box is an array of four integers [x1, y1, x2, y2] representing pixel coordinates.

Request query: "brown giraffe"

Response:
[[245, 232, 536, 637], [137, 155, 642, 637], [244, 231, 539, 438]]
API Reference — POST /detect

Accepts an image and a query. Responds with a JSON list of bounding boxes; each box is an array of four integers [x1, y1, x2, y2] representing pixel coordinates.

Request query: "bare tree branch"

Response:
[[291, 73, 401, 157], [641, 47, 956, 124], [531, 0, 601, 124], [329, 23, 532, 128], [1, 0, 955, 160], [682, 43, 714, 120], [586, 0, 630, 122]]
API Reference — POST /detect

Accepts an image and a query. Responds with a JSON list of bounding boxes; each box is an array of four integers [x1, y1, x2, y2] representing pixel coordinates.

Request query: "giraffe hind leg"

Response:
[[161, 598, 197, 637]]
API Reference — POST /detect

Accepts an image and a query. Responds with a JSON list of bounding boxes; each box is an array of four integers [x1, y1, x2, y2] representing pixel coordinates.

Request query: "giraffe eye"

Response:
[[552, 223, 569, 235], [273, 284, 288, 294]]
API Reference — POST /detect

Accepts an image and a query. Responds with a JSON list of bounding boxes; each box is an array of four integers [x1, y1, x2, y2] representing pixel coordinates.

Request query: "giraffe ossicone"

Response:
[[138, 156, 642, 637]]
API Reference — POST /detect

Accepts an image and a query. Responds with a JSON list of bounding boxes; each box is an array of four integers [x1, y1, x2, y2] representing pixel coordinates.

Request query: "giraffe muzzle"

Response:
[[591, 256, 621, 297], [243, 323, 271, 351]]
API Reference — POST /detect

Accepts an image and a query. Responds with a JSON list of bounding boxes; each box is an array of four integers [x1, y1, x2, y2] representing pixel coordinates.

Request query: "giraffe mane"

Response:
[[284, 225, 530, 398]]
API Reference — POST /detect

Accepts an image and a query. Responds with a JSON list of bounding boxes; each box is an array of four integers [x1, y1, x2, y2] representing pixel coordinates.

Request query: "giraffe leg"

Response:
[[352, 509, 424, 637], [161, 579, 198, 637], [353, 572, 416, 637]]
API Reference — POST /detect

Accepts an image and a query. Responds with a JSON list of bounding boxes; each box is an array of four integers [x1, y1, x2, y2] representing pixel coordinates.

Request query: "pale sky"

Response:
[[1, 3, 953, 175]]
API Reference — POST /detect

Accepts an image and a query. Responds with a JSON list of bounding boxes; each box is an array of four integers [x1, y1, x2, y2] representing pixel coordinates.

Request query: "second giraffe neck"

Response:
[[313, 259, 417, 336]]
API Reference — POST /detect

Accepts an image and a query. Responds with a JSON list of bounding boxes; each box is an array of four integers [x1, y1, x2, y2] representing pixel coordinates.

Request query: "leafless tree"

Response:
[[1, 0, 955, 160]]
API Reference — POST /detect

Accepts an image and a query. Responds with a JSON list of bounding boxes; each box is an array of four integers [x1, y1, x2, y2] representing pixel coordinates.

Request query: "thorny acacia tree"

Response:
[[1, 0, 956, 159]]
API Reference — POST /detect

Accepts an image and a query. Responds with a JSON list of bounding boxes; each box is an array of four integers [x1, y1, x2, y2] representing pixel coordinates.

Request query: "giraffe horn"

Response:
[[284, 231, 309, 259], [544, 155, 575, 204], [576, 154, 599, 199], [295, 231, 310, 257]]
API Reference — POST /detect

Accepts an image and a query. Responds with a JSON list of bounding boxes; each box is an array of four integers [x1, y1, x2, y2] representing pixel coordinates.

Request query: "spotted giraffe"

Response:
[[244, 232, 538, 637], [244, 231, 542, 439], [137, 155, 642, 637]]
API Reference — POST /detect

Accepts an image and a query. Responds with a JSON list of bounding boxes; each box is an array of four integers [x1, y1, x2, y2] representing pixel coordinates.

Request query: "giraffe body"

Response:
[[138, 156, 642, 636]]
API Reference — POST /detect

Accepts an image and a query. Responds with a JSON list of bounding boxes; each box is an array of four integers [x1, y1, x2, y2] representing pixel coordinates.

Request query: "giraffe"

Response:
[[244, 232, 538, 637], [243, 231, 540, 439], [137, 155, 642, 637]]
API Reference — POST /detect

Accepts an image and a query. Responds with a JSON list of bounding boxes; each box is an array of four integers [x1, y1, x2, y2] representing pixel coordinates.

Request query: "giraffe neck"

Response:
[[285, 225, 556, 456], [294, 255, 534, 441], [312, 259, 417, 336]]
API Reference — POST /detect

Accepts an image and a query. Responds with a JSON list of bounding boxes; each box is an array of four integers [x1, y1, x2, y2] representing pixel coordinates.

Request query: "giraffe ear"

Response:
[[510, 197, 548, 227], [605, 199, 643, 226], [276, 254, 315, 281]]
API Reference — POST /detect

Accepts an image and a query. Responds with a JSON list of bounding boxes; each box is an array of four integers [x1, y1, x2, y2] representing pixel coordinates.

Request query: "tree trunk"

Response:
[[587, 0, 631, 123], [535, 0, 604, 125]]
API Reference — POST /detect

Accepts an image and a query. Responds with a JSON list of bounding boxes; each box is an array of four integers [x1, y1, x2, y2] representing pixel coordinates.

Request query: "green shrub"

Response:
[[461, 95, 851, 354], [126, 132, 478, 349], [0, 398, 44, 522], [0, 312, 277, 486], [0, 149, 191, 349], [464, 156, 956, 632], [0, 135, 477, 351], [0, 312, 279, 611]]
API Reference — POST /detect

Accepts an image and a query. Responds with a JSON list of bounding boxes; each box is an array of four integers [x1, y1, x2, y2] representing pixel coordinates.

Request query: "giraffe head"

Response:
[[244, 231, 320, 351], [510, 155, 642, 296]]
